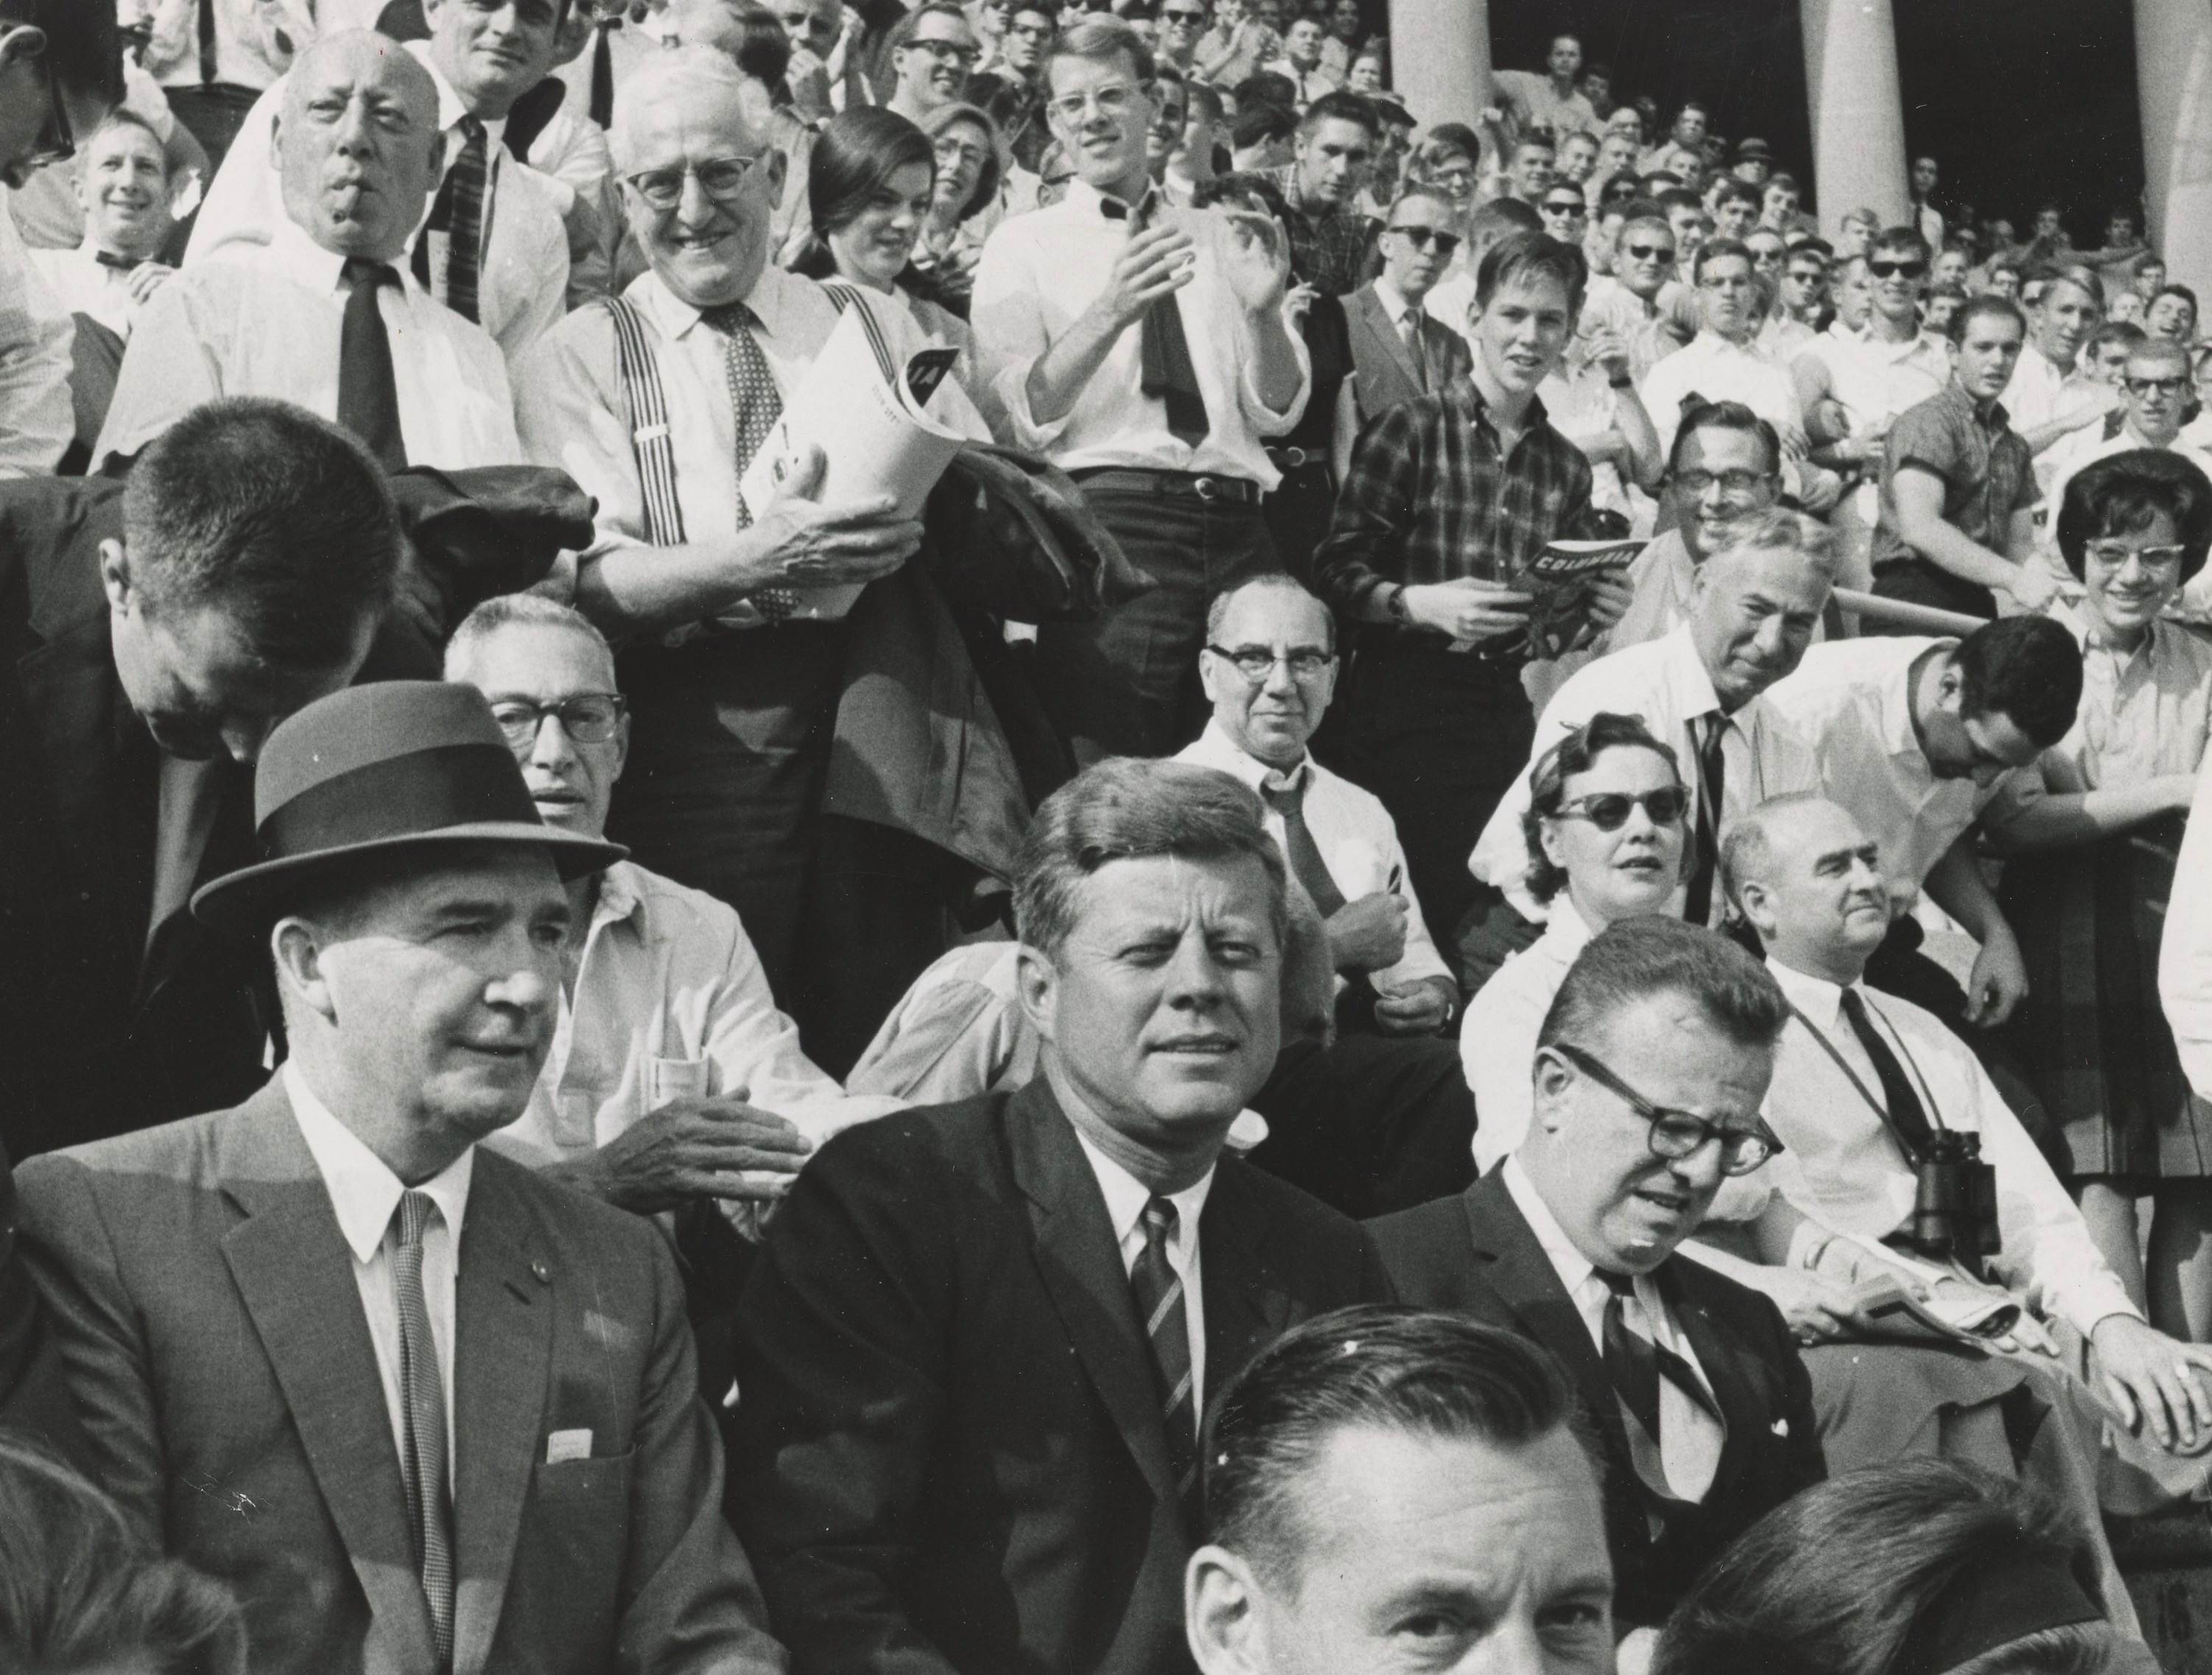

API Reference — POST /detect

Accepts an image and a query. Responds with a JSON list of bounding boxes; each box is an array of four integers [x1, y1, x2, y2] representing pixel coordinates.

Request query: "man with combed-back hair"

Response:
[[1187, 1304, 1615, 1675], [731, 756, 1391, 1675], [1372, 919, 1824, 1649], [0, 396, 401, 1162]]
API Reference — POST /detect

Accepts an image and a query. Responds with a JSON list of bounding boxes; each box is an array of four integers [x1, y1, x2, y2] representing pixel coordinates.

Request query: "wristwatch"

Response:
[[1384, 584, 1411, 624]]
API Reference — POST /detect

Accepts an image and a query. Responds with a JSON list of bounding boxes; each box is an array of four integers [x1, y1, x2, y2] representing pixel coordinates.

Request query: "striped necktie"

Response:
[[1600, 1269, 1724, 1509], [1130, 1197, 1201, 1530], [698, 301, 798, 621], [391, 1190, 455, 1669], [443, 117, 489, 324]]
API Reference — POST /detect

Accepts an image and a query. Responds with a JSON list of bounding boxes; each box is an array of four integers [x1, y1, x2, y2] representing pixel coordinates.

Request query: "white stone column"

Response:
[[1388, 0, 1486, 130], [1799, 0, 1910, 237], [2136, 0, 2212, 307]]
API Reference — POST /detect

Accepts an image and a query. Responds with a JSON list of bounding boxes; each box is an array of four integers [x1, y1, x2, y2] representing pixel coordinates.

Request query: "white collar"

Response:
[[1373, 274, 1419, 323], [1187, 717, 1311, 793], [1657, 622, 1727, 723], [284, 1061, 474, 1265], [1763, 954, 1867, 1033], [1501, 1154, 1596, 1294], [261, 214, 423, 296], [1690, 329, 1760, 359], [636, 261, 813, 343], [1073, 1125, 1215, 1251]]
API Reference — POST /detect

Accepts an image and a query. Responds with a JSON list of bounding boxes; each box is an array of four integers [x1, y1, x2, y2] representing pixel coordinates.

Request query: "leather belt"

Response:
[[1266, 446, 1326, 470], [1070, 467, 1262, 505]]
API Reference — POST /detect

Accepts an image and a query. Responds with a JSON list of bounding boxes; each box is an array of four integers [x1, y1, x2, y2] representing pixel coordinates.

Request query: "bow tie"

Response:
[[1098, 189, 1159, 223], [94, 249, 145, 273]]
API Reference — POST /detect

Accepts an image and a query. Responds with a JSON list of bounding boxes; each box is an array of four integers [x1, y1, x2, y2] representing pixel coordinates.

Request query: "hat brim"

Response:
[[189, 823, 628, 935]]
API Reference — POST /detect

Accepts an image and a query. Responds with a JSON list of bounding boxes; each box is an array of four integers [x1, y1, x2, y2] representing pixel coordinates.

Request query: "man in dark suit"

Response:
[[16, 681, 787, 1675], [729, 757, 1394, 1675], [0, 397, 588, 1162], [1370, 918, 1823, 1651], [1344, 185, 1472, 426]]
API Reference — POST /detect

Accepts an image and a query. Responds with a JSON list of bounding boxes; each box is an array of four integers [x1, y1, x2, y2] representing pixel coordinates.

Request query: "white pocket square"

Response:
[[545, 1428, 593, 1464], [1771, 1418, 1790, 1437]]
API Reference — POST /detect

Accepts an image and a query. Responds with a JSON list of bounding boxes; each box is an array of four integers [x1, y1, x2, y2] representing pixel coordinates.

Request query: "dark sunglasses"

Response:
[[1868, 259, 1926, 279], [1553, 787, 1690, 830], [1388, 224, 1461, 254], [1623, 241, 1675, 261], [1542, 198, 1587, 216]]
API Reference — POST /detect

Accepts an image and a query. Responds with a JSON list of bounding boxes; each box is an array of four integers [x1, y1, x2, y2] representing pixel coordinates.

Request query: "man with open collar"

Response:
[[14, 681, 786, 1675], [728, 757, 1391, 1675], [1369, 916, 1823, 1651]]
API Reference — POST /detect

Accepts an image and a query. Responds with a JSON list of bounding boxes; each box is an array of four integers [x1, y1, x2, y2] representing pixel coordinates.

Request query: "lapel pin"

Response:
[[532, 1260, 552, 1284]]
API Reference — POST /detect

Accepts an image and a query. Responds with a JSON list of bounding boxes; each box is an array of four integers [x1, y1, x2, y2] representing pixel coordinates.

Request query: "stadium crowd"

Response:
[[0, 2, 2202, 1671]]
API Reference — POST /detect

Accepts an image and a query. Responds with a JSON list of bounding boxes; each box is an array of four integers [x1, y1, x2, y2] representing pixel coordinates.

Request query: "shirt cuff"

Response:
[[991, 358, 1073, 452]]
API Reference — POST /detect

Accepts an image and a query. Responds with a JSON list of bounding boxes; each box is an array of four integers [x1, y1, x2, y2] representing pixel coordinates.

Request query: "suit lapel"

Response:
[[1354, 286, 1424, 397], [449, 1155, 555, 1675], [1458, 1176, 1623, 1453], [217, 1082, 440, 1671], [1198, 1159, 1290, 1418], [1008, 1081, 1179, 1504]]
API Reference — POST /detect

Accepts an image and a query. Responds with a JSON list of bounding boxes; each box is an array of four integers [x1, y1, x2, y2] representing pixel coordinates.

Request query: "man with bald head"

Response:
[[95, 31, 523, 473], [183, 0, 575, 363], [516, 46, 987, 1011]]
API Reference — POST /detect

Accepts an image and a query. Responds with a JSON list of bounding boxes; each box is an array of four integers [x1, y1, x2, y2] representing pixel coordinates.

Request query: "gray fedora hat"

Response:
[[190, 681, 625, 933]]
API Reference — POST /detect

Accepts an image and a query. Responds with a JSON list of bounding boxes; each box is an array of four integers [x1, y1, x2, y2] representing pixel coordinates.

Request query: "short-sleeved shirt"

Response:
[[1868, 382, 2038, 573]]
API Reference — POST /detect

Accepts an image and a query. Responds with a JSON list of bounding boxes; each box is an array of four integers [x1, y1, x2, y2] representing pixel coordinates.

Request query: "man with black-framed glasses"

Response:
[[884, 1, 980, 125], [1344, 185, 1472, 425], [443, 594, 901, 1304], [1373, 915, 1825, 1646]]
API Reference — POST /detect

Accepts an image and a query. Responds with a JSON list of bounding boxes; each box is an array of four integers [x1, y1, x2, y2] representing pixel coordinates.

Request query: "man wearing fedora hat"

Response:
[[15, 679, 787, 1675]]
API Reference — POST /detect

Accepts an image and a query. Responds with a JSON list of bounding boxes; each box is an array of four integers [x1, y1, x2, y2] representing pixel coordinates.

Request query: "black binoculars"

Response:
[[1907, 1130, 2001, 1278]]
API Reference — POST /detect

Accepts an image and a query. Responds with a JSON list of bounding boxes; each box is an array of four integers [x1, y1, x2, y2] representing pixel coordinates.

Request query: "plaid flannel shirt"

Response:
[[1264, 165, 1380, 298], [1313, 382, 1597, 622]]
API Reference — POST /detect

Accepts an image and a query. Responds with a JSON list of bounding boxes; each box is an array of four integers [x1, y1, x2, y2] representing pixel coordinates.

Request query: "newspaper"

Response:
[[736, 294, 968, 621], [1499, 537, 1646, 660]]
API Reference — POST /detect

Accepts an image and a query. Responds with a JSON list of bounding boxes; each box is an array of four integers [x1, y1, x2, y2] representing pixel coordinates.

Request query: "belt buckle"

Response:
[[1193, 474, 1222, 501]]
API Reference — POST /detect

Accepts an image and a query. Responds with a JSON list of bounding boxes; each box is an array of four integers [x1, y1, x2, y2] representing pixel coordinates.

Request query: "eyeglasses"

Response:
[[2124, 375, 2191, 396], [1867, 259, 1926, 279], [1623, 242, 1675, 261], [1387, 224, 1460, 254], [1674, 468, 1773, 496], [488, 695, 627, 749], [2083, 540, 2188, 570], [1207, 644, 1336, 681], [904, 35, 981, 66], [1427, 166, 1478, 191], [1541, 199, 1587, 217], [623, 154, 767, 209], [1049, 82, 1141, 123], [935, 136, 992, 170], [1162, 7, 1207, 21], [1551, 787, 1690, 830], [1548, 1042, 1783, 1176]]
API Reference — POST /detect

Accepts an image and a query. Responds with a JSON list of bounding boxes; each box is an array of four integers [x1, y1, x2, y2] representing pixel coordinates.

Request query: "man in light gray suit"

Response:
[[15, 681, 787, 1675], [1345, 185, 1473, 426]]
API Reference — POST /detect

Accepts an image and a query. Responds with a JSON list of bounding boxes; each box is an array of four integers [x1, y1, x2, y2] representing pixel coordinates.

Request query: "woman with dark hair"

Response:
[[1192, 172, 1357, 583], [0, 1435, 247, 1675], [1461, 712, 1690, 1169], [907, 102, 1004, 316], [1987, 449, 2212, 1341], [1654, 1460, 2139, 1675], [790, 105, 976, 368]]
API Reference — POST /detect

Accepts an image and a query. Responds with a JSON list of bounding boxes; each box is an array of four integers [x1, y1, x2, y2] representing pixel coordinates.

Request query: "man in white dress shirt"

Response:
[[2001, 264, 2120, 474], [1760, 618, 2080, 1033], [513, 46, 981, 1008], [1727, 797, 2212, 1600], [96, 32, 523, 472], [972, 14, 1307, 762], [29, 110, 178, 345], [1470, 508, 1831, 942], [185, 0, 573, 362]]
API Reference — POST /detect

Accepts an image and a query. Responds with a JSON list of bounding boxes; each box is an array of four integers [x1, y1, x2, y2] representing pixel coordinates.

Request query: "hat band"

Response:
[[257, 742, 544, 863]]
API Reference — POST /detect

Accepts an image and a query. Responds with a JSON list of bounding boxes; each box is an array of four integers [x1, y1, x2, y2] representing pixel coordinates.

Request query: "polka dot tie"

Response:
[[700, 301, 796, 623]]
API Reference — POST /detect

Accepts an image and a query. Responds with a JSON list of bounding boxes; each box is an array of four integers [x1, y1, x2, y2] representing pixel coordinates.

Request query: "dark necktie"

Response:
[[1102, 192, 1208, 447], [94, 249, 144, 273], [1837, 987, 1939, 1162], [198, 0, 219, 85], [1397, 307, 1428, 392], [337, 260, 406, 470], [699, 301, 797, 621], [443, 117, 489, 324], [1682, 712, 1727, 927], [590, 19, 619, 129], [1600, 1269, 1724, 1507], [391, 1191, 455, 1670], [1129, 1197, 1201, 1531], [1260, 770, 1346, 916]]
